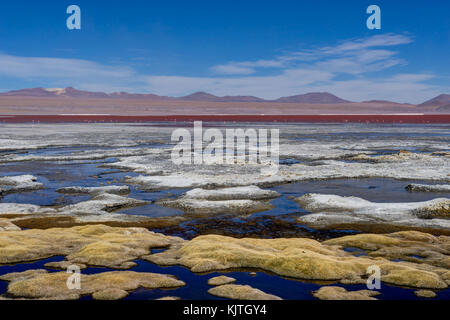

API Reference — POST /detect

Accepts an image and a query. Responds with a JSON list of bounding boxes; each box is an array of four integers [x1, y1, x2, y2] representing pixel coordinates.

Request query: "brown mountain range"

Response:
[[0, 87, 448, 115], [2, 87, 446, 106], [0, 88, 350, 103]]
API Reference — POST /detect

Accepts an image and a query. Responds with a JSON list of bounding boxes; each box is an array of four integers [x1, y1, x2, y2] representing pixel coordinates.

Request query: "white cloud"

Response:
[[211, 59, 284, 75], [210, 64, 255, 75], [211, 34, 412, 76], [0, 53, 134, 80], [323, 34, 413, 54]]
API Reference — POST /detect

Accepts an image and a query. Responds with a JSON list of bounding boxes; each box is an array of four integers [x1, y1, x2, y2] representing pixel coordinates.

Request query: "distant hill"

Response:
[[57, 87, 110, 99], [179, 92, 222, 102], [0, 87, 171, 100], [3, 88, 449, 113], [0, 87, 57, 97], [274, 92, 351, 104], [0, 87, 349, 104], [0, 87, 111, 99], [419, 94, 450, 107], [108, 92, 172, 100], [0, 88, 442, 115], [215, 95, 265, 103], [178, 92, 265, 102]]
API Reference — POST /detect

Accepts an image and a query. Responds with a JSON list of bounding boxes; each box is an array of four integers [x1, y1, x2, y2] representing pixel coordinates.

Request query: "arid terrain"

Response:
[[0, 88, 448, 115]]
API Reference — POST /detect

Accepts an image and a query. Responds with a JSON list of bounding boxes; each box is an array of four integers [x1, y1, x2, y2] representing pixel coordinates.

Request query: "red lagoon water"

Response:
[[1, 114, 449, 123]]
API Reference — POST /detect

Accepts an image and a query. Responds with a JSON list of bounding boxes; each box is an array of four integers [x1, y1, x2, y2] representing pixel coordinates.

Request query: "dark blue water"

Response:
[[120, 187, 188, 217], [343, 247, 368, 257], [1, 257, 449, 300], [271, 178, 450, 203], [0, 256, 65, 296]]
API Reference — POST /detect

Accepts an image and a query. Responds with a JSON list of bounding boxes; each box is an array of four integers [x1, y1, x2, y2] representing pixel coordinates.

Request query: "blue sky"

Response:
[[0, 0, 448, 103]]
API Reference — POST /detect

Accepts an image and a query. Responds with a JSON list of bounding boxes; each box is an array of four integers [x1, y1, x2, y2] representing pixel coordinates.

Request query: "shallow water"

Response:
[[272, 178, 450, 203]]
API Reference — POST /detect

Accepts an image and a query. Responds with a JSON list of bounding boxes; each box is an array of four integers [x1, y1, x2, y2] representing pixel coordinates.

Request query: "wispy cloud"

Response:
[[211, 33, 412, 75], [0, 53, 134, 80], [322, 34, 413, 54], [210, 64, 255, 75], [0, 34, 445, 103], [145, 33, 441, 102], [211, 59, 284, 75]]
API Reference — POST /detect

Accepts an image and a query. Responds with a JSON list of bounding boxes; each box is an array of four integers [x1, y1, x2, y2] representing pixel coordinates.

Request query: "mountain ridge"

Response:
[[0, 87, 352, 104], [0, 87, 447, 106]]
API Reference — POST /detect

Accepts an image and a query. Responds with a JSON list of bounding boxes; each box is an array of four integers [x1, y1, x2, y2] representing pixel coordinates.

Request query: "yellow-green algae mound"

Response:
[[0, 224, 183, 268], [155, 296, 180, 300], [323, 231, 450, 271], [414, 290, 437, 298], [1, 225, 450, 298], [323, 231, 450, 288], [207, 275, 236, 286], [145, 232, 450, 289], [208, 284, 282, 300], [92, 288, 129, 300], [0, 270, 185, 300], [313, 286, 380, 300]]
